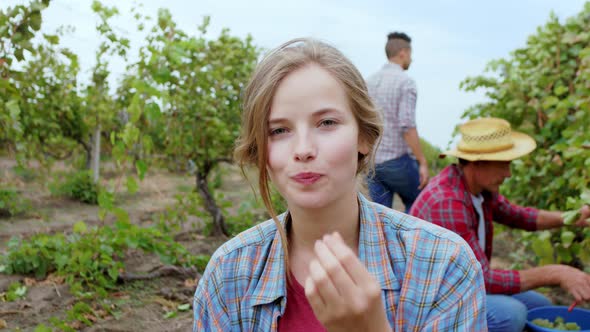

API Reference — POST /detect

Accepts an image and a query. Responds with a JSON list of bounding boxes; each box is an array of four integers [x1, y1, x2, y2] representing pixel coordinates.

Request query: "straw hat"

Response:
[[441, 117, 537, 161]]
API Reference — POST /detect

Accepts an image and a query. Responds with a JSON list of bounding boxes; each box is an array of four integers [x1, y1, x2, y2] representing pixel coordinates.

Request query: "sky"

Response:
[[4, 0, 589, 149]]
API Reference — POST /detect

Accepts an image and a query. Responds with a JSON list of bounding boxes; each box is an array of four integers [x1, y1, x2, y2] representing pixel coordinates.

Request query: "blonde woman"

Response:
[[193, 38, 486, 331]]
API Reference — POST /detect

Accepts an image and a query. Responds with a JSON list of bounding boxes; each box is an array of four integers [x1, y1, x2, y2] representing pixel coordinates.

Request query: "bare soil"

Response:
[[0, 158, 235, 331]]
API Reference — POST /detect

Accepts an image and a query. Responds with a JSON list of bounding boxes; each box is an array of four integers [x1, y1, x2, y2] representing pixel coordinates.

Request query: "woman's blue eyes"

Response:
[[269, 119, 338, 136], [319, 119, 337, 127], [270, 128, 287, 136]]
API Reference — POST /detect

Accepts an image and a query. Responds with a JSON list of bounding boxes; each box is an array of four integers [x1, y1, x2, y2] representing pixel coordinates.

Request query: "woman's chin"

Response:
[[286, 193, 330, 210]]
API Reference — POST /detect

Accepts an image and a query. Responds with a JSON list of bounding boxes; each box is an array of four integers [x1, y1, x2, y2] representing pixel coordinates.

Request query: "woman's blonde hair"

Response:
[[234, 38, 382, 261]]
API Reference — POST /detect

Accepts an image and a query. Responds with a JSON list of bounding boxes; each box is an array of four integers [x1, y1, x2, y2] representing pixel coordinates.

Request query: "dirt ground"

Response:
[[0, 158, 236, 332], [0, 157, 582, 331]]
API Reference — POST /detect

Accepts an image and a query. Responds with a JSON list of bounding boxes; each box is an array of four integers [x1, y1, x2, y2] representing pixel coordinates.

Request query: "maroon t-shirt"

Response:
[[278, 273, 327, 332]]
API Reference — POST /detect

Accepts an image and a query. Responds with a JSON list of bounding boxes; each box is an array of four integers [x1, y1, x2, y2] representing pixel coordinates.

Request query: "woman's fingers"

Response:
[[306, 232, 388, 331], [307, 258, 341, 306], [324, 232, 377, 290], [313, 239, 356, 297], [305, 276, 324, 311]]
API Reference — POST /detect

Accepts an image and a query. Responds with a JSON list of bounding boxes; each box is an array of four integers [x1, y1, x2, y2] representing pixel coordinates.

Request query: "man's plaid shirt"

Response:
[[366, 63, 417, 164], [410, 164, 539, 294], [194, 194, 487, 331]]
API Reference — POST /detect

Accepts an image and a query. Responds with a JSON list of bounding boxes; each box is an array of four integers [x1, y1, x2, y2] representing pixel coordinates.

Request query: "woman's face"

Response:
[[266, 64, 369, 211]]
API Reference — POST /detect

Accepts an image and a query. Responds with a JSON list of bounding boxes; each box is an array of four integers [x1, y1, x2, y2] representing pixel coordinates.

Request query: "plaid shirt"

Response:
[[410, 164, 538, 295], [194, 194, 487, 331], [367, 63, 417, 164]]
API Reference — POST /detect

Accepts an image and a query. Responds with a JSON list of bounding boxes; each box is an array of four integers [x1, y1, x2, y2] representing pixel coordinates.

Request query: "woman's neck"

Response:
[[287, 190, 360, 256]]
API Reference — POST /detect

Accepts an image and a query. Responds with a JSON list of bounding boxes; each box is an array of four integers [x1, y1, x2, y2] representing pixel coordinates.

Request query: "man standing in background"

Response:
[[366, 32, 429, 212]]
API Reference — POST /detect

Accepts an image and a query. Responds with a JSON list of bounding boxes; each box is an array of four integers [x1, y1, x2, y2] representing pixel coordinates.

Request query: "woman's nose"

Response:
[[293, 133, 316, 162]]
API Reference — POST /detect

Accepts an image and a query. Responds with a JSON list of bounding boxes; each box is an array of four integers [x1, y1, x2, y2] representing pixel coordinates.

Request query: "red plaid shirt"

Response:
[[410, 164, 538, 294]]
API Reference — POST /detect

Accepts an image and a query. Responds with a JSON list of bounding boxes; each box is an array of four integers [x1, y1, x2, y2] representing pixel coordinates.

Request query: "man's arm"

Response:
[[536, 210, 567, 229], [520, 264, 590, 303], [402, 128, 429, 189], [519, 264, 566, 290], [492, 194, 538, 231], [494, 200, 590, 301], [494, 195, 589, 230], [398, 79, 428, 189], [536, 205, 590, 230]]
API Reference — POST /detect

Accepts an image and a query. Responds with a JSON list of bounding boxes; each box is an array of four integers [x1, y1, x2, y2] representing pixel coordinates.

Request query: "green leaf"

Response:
[[537, 230, 552, 241], [561, 230, 575, 248], [6, 99, 20, 118], [135, 160, 147, 180], [43, 34, 59, 45], [164, 311, 177, 319], [121, 123, 140, 147], [531, 234, 555, 265], [29, 12, 42, 31], [98, 191, 115, 210], [73, 221, 88, 234], [563, 210, 580, 225], [14, 285, 27, 297], [107, 266, 119, 280], [99, 209, 107, 221], [177, 303, 190, 311], [34, 324, 53, 332], [553, 85, 569, 96], [126, 176, 139, 194], [145, 102, 161, 122], [113, 207, 130, 224], [55, 254, 69, 269], [128, 95, 142, 123], [542, 96, 559, 110]]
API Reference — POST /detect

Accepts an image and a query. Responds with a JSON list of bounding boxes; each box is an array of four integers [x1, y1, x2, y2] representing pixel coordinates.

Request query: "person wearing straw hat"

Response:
[[410, 117, 590, 332]]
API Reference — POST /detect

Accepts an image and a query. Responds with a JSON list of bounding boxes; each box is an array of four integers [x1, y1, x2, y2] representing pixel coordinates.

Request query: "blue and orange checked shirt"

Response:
[[410, 164, 538, 295], [193, 194, 487, 331]]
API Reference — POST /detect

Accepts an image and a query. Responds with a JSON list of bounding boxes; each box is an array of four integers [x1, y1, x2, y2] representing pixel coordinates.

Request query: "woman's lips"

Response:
[[292, 172, 323, 185]]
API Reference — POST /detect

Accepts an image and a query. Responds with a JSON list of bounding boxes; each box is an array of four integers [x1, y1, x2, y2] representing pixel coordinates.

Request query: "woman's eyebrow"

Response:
[[268, 107, 344, 124], [268, 117, 288, 125], [312, 108, 342, 117]]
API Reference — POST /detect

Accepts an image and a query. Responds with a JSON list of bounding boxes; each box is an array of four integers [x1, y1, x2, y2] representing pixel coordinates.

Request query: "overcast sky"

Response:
[[4, 0, 588, 148]]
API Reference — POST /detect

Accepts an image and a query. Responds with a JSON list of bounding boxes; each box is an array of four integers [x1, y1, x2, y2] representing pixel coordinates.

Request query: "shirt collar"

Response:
[[248, 193, 398, 308], [248, 213, 287, 307], [383, 62, 403, 71], [357, 193, 399, 291]]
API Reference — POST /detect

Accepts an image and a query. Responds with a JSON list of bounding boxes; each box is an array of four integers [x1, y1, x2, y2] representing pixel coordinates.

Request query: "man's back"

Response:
[[366, 63, 416, 164], [366, 31, 429, 211]]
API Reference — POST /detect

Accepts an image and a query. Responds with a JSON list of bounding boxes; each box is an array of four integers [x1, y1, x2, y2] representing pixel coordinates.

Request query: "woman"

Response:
[[193, 38, 486, 331]]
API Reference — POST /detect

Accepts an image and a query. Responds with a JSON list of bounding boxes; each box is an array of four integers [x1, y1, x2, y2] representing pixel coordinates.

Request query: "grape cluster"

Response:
[[531, 316, 581, 330]]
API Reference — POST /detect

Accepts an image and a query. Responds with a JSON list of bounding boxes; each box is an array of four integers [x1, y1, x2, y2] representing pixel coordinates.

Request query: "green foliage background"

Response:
[[461, 3, 590, 268]]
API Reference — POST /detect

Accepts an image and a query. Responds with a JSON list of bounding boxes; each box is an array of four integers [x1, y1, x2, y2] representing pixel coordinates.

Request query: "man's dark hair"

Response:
[[385, 32, 411, 59], [458, 158, 488, 166], [458, 158, 471, 166]]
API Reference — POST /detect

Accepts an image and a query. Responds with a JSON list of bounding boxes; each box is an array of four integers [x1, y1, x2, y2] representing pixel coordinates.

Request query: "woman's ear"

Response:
[[358, 136, 370, 156]]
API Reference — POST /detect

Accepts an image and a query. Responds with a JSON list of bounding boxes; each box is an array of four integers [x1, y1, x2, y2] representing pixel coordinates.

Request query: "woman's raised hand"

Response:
[[305, 232, 392, 332]]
